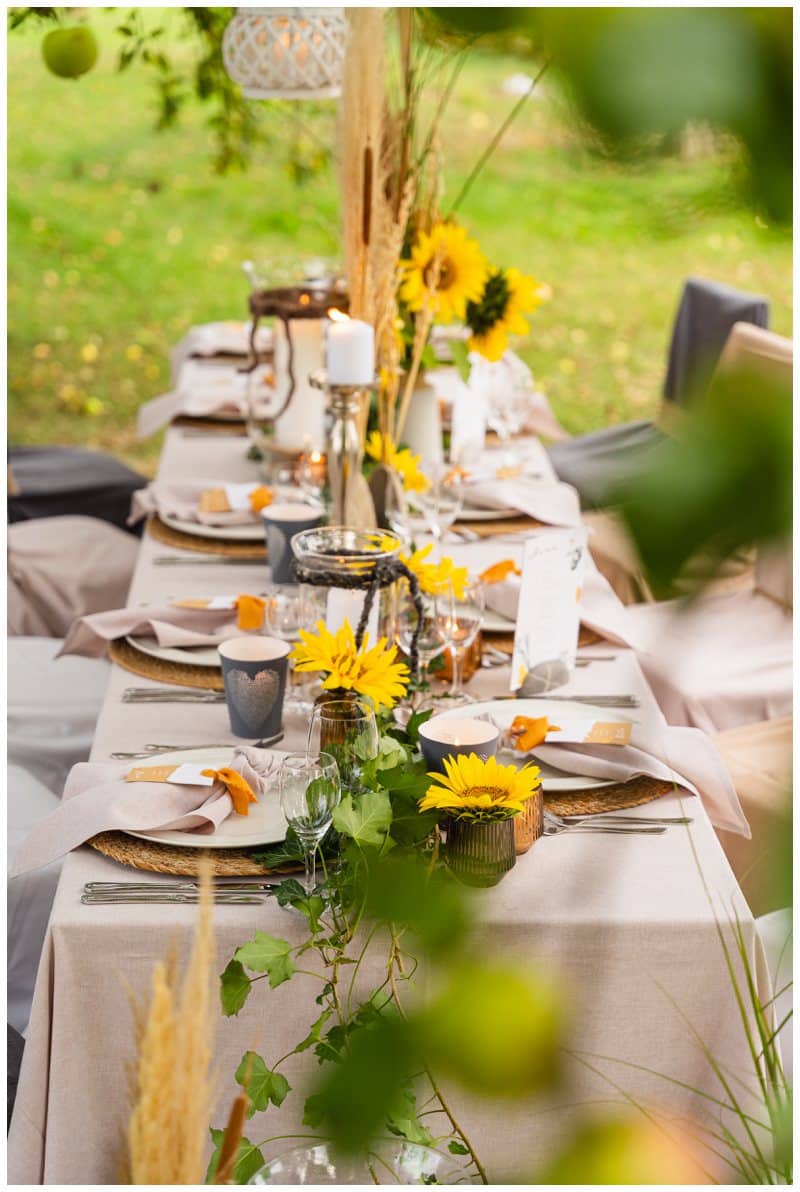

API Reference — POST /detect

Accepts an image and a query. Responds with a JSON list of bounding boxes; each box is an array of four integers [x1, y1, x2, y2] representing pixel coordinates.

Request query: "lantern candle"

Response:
[[418, 716, 500, 774], [326, 310, 375, 385]]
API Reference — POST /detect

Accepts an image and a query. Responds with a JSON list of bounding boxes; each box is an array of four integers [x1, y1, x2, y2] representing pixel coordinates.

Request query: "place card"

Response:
[[545, 718, 632, 746], [224, 483, 260, 512], [171, 595, 237, 611], [125, 763, 215, 785], [509, 526, 588, 692]]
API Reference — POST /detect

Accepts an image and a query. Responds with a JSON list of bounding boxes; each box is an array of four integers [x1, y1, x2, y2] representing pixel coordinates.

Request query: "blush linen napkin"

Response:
[[512, 720, 749, 837], [11, 748, 280, 876], [58, 603, 249, 659], [137, 359, 274, 439], [129, 481, 263, 528], [463, 473, 581, 528]]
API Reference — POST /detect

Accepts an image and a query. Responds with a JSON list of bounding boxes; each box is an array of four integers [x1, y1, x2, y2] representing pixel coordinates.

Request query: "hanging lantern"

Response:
[[222, 7, 347, 100]]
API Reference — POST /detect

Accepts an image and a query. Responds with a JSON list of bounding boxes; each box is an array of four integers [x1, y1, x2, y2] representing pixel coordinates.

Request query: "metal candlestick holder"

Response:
[[310, 369, 376, 525]]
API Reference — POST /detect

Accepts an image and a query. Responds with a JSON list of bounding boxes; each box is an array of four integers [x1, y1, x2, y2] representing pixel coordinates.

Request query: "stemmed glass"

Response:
[[396, 586, 453, 698], [264, 586, 326, 713], [279, 752, 340, 894], [307, 698, 379, 796], [443, 578, 485, 706], [417, 465, 464, 545]]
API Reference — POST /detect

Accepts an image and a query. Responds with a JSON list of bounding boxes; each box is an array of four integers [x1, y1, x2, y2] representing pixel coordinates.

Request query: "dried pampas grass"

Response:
[[125, 859, 216, 1184]]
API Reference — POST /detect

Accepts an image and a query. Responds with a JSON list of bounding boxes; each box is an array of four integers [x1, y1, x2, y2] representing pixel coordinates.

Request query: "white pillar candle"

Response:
[[423, 718, 498, 748], [325, 588, 379, 643], [326, 313, 375, 385], [273, 319, 326, 450]]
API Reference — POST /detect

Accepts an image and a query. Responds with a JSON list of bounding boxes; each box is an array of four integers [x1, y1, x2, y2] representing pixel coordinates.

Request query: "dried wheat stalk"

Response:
[[126, 860, 216, 1184]]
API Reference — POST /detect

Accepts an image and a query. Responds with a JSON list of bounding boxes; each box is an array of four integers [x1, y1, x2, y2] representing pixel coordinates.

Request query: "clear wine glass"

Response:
[[417, 465, 463, 544], [279, 752, 340, 894], [265, 586, 326, 713], [395, 586, 454, 696], [307, 698, 380, 796], [442, 578, 485, 705]]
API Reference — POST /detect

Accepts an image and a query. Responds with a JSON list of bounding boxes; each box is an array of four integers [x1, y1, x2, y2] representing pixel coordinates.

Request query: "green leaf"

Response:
[[386, 1086, 435, 1147], [302, 1092, 326, 1128], [448, 1140, 469, 1155], [448, 337, 472, 383], [332, 789, 392, 848], [234, 931, 295, 989], [235, 1051, 291, 1117], [273, 879, 326, 932], [205, 1128, 265, 1185], [294, 1007, 334, 1054], [220, 959, 251, 1017]]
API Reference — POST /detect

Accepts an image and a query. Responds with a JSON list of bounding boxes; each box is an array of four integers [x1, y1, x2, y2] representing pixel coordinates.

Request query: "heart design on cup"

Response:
[[226, 667, 281, 732]]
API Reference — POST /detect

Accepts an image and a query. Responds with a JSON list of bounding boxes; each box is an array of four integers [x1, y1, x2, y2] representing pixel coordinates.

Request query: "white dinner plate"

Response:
[[125, 635, 223, 669], [126, 747, 289, 849], [433, 698, 629, 792], [160, 512, 266, 543], [455, 505, 521, 522]]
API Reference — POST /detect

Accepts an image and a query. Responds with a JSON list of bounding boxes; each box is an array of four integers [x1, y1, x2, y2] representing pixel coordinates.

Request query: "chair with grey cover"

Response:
[[8, 445, 147, 535], [548, 277, 769, 508]]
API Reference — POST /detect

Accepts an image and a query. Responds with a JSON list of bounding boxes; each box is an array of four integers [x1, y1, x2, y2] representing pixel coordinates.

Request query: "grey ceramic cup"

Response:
[[218, 636, 290, 739], [262, 502, 325, 585], [419, 715, 500, 775]]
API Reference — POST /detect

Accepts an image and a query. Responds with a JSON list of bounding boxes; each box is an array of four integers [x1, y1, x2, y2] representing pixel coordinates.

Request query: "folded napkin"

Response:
[[129, 481, 267, 528], [138, 359, 276, 439], [447, 536, 642, 649], [464, 473, 581, 528], [58, 601, 261, 658], [514, 719, 748, 837], [11, 748, 281, 876]]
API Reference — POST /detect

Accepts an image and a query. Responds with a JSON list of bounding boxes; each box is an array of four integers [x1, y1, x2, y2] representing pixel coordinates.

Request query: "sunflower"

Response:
[[421, 752, 541, 822], [366, 431, 430, 494], [466, 267, 546, 362], [384, 541, 469, 601], [400, 222, 489, 324], [290, 619, 409, 711]]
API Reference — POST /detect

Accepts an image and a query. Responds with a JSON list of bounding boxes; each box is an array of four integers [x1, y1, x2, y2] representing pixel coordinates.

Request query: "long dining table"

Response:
[[8, 422, 769, 1184]]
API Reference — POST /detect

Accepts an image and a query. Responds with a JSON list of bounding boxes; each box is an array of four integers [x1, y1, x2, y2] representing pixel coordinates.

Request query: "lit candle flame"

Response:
[[327, 307, 349, 323]]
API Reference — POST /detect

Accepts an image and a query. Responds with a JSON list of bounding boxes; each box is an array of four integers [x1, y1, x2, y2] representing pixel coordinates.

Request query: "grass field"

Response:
[[8, 10, 792, 475]]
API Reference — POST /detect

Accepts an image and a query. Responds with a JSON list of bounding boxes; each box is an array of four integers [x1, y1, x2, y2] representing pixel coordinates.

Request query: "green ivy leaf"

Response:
[[333, 789, 392, 848], [234, 931, 295, 989], [386, 1086, 435, 1147], [205, 1127, 265, 1184], [235, 1051, 291, 1117], [220, 959, 251, 1017], [448, 337, 472, 383], [302, 1092, 326, 1128], [448, 1140, 469, 1155], [273, 879, 326, 932], [294, 1008, 334, 1054]]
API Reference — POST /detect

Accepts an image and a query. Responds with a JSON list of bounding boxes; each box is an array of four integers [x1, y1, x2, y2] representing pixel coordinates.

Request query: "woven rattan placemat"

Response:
[[544, 776, 675, 817], [148, 515, 267, 558], [109, 637, 225, 691], [88, 832, 300, 877], [173, 416, 248, 434]]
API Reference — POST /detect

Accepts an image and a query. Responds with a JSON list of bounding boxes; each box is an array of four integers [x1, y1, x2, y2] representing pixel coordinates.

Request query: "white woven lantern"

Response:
[[222, 7, 347, 100]]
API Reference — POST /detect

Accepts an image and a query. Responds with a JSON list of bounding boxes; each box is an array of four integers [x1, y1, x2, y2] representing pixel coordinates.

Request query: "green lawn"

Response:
[[8, 10, 792, 476]]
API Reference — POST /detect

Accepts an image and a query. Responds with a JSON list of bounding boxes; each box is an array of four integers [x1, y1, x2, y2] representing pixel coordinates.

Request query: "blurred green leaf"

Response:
[[535, 1115, 710, 1184], [418, 963, 564, 1096], [361, 852, 469, 954], [616, 368, 792, 593]]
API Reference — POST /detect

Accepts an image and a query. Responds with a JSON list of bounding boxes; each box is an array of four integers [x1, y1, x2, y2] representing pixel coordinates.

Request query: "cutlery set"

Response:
[[123, 686, 226, 704], [110, 732, 284, 759], [153, 555, 262, 566], [81, 876, 281, 905]]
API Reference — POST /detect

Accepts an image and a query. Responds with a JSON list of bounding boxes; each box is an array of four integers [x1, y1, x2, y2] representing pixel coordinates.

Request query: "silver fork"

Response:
[[81, 892, 267, 905], [543, 818, 666, 837], [549, 810, 692, 828]]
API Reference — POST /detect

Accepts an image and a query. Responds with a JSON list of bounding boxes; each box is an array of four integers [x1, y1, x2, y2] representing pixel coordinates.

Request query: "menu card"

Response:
[[509, 527, 588, 693]]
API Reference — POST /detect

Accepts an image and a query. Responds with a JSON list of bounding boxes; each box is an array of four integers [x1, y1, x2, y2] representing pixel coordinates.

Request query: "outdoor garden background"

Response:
[[7, 7, 792, 475]]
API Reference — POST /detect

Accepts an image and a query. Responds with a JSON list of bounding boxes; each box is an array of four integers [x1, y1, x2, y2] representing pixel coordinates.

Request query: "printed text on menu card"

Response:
[[510, 527, 588, 692]]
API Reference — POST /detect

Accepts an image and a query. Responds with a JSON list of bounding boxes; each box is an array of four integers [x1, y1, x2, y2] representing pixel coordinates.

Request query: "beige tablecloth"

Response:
[[8, 429, 769, 1184]]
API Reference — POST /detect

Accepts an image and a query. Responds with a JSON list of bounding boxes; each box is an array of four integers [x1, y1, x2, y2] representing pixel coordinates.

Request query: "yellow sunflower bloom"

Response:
[[367, 431, 430, 494], [421, 752, 541, 822], [467, 267, 547, 362], [400, 222, 489, 324], [394, 542, 469, 600], [290, 619, 409, 711]]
